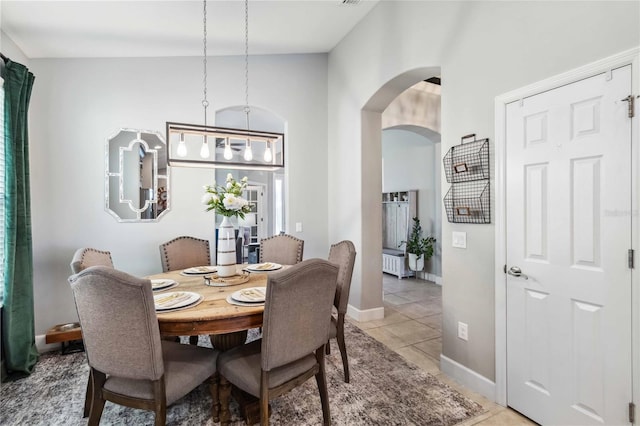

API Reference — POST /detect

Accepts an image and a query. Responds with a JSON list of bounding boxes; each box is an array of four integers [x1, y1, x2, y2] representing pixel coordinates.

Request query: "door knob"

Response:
[[508, 266, 528, 280]]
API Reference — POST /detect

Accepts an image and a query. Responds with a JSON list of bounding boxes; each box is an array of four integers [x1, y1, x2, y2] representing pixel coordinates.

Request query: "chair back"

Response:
[[328, 240, 356, 314], [261, 259, 338, 371], [70, 247, 113, 274], [159, 236, 210, 272], [259, 234, 304, 265], [69, 266, 164, 381]]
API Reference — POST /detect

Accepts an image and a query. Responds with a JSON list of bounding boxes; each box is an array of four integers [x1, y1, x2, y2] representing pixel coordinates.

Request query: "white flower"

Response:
[[226, 173, 233, 182], [241, 176, 248, 183], [201, 193, 213, 205], [226, 182, 232, 189]]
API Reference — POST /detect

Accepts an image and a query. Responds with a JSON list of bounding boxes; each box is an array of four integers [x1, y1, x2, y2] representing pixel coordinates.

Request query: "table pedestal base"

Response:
[[209, 331, 248, 351], [210, 330, 265, 425]]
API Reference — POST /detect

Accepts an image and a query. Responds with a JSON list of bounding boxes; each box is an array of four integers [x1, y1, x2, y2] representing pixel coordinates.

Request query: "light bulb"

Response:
[[244, 140, 253, 161], [223, 139, 233, 160], [200, 139, 210, 159], [263, 141, 272, 162], [177, 133, 187, 157]]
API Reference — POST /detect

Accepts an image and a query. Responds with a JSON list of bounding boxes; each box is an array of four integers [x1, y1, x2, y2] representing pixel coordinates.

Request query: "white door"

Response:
[[505, 65, 633, 425]]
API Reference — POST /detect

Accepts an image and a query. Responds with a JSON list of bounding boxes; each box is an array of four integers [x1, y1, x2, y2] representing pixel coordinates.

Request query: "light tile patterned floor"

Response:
[[348, 274, 538, 426]]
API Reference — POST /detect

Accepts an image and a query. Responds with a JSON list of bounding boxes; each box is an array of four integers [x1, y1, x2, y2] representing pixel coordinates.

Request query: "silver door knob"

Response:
[[508, 266, 528, 280]]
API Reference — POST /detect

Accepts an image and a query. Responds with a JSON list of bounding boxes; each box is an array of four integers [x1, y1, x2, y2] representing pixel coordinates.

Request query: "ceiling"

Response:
[[1, 0, 379, 59]]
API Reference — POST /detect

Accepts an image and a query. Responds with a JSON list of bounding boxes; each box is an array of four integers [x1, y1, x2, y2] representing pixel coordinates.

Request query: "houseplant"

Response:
[[400, 217, 436, 272]]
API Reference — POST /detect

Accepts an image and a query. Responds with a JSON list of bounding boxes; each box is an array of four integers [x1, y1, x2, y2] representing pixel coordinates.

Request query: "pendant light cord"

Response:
[[202, 0, 209, 128], [244, 0, 250, 131]]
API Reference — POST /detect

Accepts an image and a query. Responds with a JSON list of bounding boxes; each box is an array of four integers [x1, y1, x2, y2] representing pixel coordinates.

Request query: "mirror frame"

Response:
[[104, 128, 170, 222]]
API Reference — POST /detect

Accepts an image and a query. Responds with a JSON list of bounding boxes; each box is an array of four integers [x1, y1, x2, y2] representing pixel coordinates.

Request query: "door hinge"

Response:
[[621, 95, 635, 118], [629, 249, 635, 269], [629, 402, 635, 424]]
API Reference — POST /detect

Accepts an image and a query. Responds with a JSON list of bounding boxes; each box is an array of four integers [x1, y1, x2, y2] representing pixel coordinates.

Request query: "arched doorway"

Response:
[[356, 67, 441, 320]]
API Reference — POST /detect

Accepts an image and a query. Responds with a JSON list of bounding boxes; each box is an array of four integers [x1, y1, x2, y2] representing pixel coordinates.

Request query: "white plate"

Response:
[[226, 294, 264, 307], [231, 287, 267, 303], [245, 262, 282, 272], [154, 291, 201, 311], [182, 266, 217, 275], [151, 279, 177, 291]]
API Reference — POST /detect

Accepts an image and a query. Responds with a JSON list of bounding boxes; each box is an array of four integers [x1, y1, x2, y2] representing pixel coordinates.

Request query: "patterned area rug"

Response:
[[0, 322, 483, 425]]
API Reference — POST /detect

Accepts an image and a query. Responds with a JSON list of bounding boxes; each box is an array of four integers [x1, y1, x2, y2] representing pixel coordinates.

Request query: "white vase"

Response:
[[217, 216, 237, 277], [408, 253, 424, 272]]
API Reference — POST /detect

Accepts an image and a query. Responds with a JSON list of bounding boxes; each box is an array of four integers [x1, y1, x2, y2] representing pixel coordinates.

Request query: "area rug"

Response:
[[0, 322, 483, 425]]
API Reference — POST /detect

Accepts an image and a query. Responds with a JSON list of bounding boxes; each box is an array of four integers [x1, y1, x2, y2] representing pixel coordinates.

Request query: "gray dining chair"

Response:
[[259, 233, 304, 265], [69, 266, 220, 426], [70, 247, 114, 274], [159, 236, 211, 272], [326, 240, 357, 383], [217, 258, 338, 425], [69, 247, 114, 417]]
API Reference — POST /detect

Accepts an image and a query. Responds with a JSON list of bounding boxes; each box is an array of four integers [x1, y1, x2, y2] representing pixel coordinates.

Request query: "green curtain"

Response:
[[1, 59, 38, 376]]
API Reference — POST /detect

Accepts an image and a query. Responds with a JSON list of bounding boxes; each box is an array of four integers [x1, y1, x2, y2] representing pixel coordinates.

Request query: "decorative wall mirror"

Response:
[[105, 128, 170, 222]]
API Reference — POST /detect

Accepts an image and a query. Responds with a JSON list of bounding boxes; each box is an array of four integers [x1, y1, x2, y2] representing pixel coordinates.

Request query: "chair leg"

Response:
[[153, 378, 167, 426], [325, 339, 331, 355], [260, 370, 270, 426], [87, 369, 106, 426], [219, 375, 232, 425], [315, 348, 331, 426], [336, 325, 350, 383], [83, 373, 92, 418], [189, 335, 199, 345], [209, 372, 220, 423]]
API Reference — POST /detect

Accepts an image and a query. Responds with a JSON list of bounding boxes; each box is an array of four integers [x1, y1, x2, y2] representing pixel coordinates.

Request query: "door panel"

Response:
[[506, 65, 632, 425]]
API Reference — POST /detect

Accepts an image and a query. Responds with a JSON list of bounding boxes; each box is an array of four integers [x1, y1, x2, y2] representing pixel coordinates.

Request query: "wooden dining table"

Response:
[[147, 266, 271, 350]]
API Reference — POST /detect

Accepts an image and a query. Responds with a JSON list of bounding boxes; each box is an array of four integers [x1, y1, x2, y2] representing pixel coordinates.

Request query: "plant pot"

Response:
[[408, 253, 424, 272]]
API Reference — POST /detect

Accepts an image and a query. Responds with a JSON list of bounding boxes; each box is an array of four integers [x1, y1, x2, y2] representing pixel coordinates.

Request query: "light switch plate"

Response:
[[452, 231, 467, 248], [295, 222, 303, 232]]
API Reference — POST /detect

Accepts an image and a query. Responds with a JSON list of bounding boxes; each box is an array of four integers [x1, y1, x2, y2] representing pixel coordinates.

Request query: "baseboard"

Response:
[[440, 354, 496, 402], [427, 273, 442, 285], [346, 304, 384, 322], [35, 334, 61, 354]]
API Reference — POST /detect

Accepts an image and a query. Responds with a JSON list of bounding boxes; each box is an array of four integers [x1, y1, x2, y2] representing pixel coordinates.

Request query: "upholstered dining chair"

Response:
[[70, 247, 114, 274], [326, 240, 357, 383], [69, 247, 114, 417], [159, 236, 211, 272], [259, 233, 304, 265], [69, 266, 220, 426], [217, 258, 338, 425]]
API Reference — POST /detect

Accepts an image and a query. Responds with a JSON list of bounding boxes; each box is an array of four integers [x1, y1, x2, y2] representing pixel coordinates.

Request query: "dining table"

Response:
[[147, 265, 275, 349], [147, 263, 284, 423]]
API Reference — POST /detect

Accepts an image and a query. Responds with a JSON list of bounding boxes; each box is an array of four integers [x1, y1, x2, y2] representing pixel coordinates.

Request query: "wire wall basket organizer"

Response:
[[443, 134, 490, 183], [444, 181, 490, 224]]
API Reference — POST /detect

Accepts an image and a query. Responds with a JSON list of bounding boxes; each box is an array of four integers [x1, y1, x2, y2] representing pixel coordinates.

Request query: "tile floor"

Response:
[[348, 274, 538, 426]]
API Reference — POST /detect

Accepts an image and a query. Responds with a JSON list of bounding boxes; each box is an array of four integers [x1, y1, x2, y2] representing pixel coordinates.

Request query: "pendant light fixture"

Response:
[[167, 0, 284, 171]]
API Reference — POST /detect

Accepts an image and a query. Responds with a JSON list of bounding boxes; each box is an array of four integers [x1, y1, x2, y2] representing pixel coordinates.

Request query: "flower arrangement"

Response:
[[202, 173, 252, 219]]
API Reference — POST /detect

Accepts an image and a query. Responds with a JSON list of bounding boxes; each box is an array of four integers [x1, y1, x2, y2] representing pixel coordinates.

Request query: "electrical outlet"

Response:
[[458, 322, 468, 341], [295, 222, 303, 232]]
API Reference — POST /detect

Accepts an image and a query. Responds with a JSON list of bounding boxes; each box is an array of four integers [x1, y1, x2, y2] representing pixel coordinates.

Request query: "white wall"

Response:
[[328, 0, 639, 384], [26, 53, 328, 335], [382, 128, 441, 277]]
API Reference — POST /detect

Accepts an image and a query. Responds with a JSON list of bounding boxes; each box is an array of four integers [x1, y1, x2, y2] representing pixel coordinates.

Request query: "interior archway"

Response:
[[359, 67, 441, 319]]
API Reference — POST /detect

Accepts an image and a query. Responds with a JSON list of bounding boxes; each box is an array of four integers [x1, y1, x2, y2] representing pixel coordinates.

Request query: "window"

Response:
[[274, 175, 284, 235]]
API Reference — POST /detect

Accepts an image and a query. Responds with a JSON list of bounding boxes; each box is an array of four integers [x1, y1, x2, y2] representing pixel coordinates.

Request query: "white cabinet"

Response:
[[381, 190, 417, 279]]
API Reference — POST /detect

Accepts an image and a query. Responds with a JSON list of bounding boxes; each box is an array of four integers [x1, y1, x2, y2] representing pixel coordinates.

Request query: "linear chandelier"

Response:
[[166, 0, 284, 171], [166, 122, 284, 170]]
